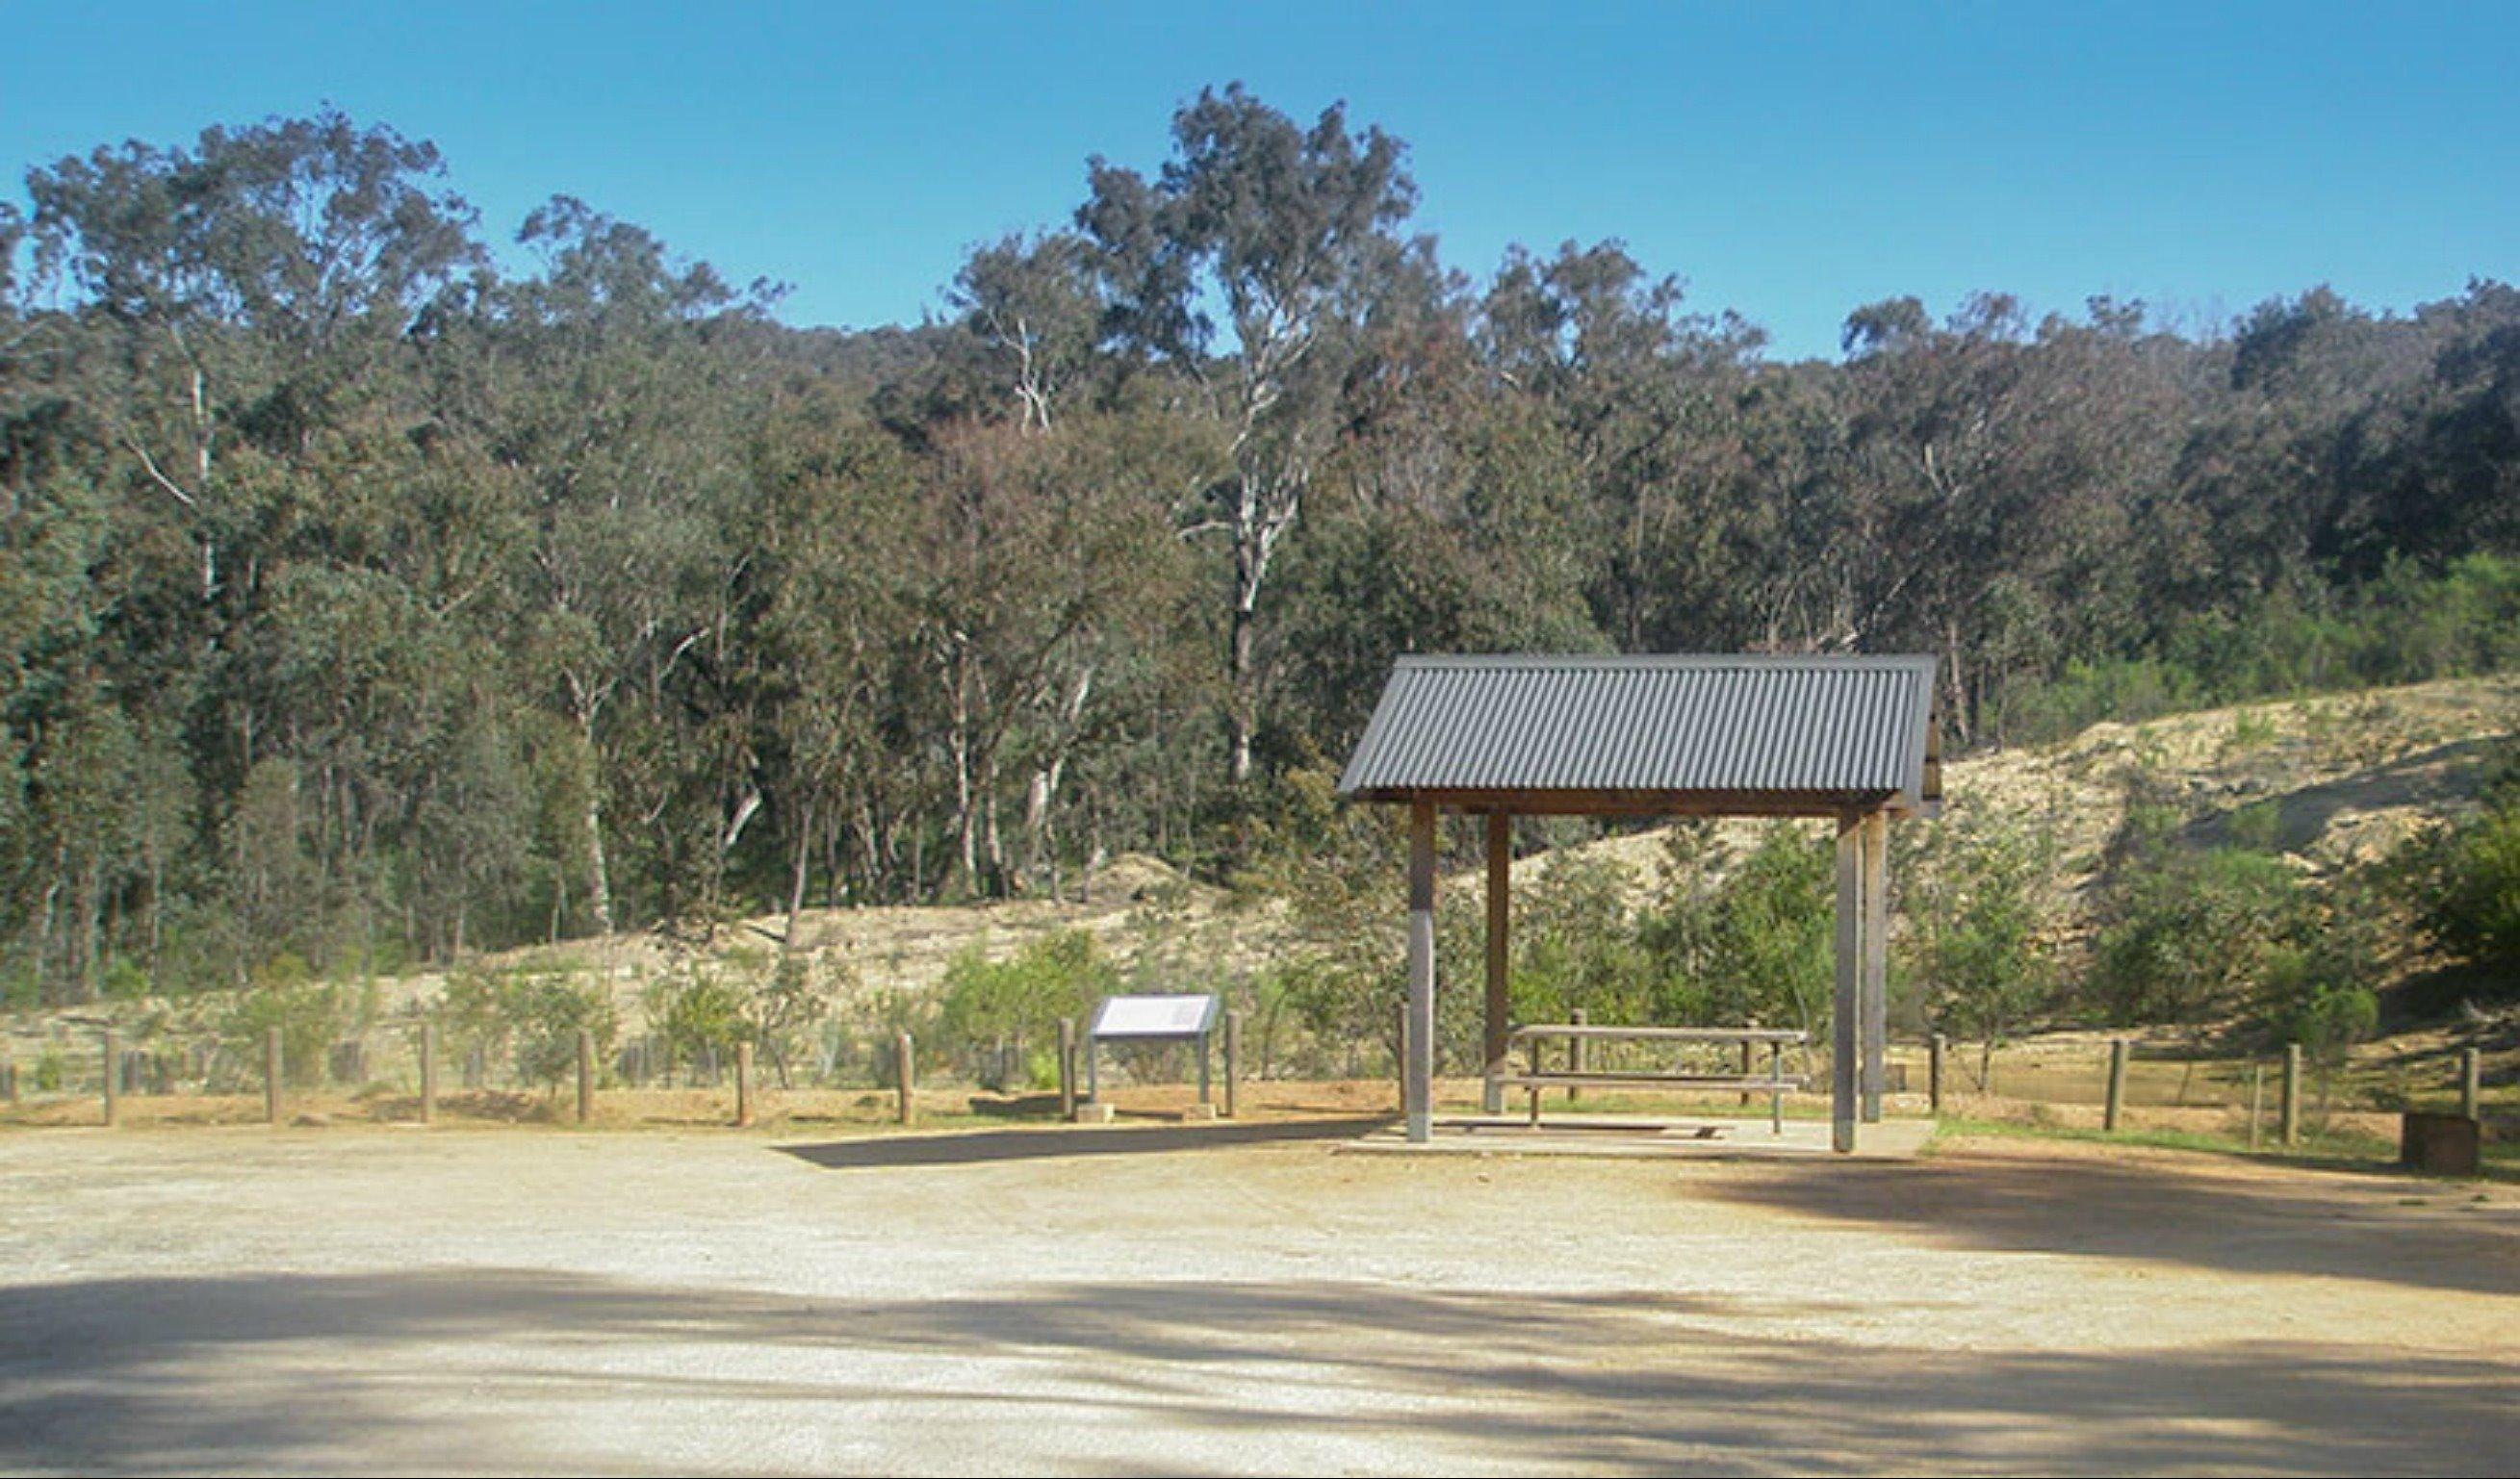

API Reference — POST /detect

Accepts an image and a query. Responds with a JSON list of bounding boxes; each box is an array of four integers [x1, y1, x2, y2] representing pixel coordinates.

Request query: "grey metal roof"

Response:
[[1337, 653, 1940, 811]]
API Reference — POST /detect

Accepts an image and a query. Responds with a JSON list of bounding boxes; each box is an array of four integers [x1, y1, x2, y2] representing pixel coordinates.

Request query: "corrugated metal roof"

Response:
[[1337, 654, 1939, 808]]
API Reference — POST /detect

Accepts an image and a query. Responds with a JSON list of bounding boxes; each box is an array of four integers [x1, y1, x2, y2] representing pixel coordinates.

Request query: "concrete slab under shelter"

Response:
[[1341, 1113, 1937, 1161]]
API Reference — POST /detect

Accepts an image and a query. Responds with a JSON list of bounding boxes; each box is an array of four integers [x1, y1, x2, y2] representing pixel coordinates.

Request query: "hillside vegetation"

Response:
[[5, 97, 2519, 1015], [11, 676, 2512, 1110]]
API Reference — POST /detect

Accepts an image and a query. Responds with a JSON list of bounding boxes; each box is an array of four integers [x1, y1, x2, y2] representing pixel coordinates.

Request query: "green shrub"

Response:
[[2397, 792, 2520, 985], [644, 962, 749, 1075], [220, 975, 362, 1087], [506, 975, 617, 1090], [1498, 851, 1655, 1028], [1644, 827, 1835, 1039], [100, 956, 153, 1002], [443, 963, 618, 1090], [937, 930, 1119, 1087], [2089, 847, 2304, 1039], [1898, 812, 2057, 1080], [2257, 946, 2379, 1069]]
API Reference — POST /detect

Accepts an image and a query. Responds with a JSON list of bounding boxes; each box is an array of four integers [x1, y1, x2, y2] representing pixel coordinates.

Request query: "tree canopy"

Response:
[[3, 95, 2517, 1003]]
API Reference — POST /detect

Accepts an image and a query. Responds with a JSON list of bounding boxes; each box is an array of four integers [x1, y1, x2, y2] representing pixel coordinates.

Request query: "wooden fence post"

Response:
[[734, 1041, 755, 1127], [1929, 1033, 1947, 1115], [1057, 1017, 1077, 1122], [2461, 1047, 2481, 1120], [1738, 1018, 1758, 1109], [894, 1032, 915, 1126], [101, 1029, 118, 1128], [576, 1030, 594, 1125], [2280, 1042, 2302, 1147], [2249, 1063, 2265, 1152], [1568, 1007, 1587, 1106], [265, 1027, 283, 1125], [419, 1024, 437, 1125], [2104, 1038, 2129, 1133], [1223, 1009, 1242, 1119]]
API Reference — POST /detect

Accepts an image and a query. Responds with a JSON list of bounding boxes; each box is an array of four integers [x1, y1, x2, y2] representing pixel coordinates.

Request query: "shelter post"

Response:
[[1405, 799, 1437, 1142], [1483, 811, 1511, 1114], [1834, 812, 1862, 1153], [1861, 808, 1889, 1124]]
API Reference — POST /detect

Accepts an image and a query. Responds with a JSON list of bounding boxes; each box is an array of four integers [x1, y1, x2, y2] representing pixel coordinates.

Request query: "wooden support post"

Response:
[[1404, 799, 1436, 1143], [419, 1024, 438, 1125], [1527, 1033, 1543, 1127], [2104, 1038, 2129, 1133], [1739, 1021, 1757, 1109], [575, 1030, 594, 1125], [1929, 1033, 1947, 1115], [895, 1032, 915, 1126], [2280, 1042, 2302, 1147], [1057, 1017, 1077, 1121], [1483, 811, 1511, 1115], [265, 1026, 283, 1126], [1394, 1003, 1406, 1113], [1833, 813, 1862, 1154], [734, 1041, 755, 1127], [1861, 810, 1889, 1124], [101, 1029, 118, 1128], [2461, 1047, 2481, 1120], [2249, 1063, 2265, 1151], [1223, 1009, 1242, 1119], [1567, 1007, 1586, 1105]]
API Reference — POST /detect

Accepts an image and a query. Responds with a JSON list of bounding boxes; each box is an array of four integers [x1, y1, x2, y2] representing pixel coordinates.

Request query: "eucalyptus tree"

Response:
[[430, 195, 773, 933], [945, 231, 1103, 433], [1477, 240, 1768, 652], [24, 110, 481, 604], [912, 412, 1187, 895], [738, 392, 920, 927], [1077, 84, 1420, 784]]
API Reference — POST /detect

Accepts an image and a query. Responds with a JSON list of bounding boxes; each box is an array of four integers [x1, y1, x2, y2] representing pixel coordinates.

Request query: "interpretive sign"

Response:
[[1091, 994, 1220, 1039], [1084, 993, 1222, 1106]]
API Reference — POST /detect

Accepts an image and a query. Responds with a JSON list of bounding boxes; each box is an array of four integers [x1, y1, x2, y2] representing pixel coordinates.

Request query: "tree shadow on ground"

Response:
[[775, 1115, 1392, 1169], [2180, 736, 2502, 854], [0, 1268, 2509, 1474], [1692, 1150, 2520, 1296]]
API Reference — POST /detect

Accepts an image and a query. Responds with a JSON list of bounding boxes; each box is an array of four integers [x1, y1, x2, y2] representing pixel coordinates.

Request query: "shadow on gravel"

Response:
[[1695, 1150, 2520, 1296], [0, 1267, 2509, 1474], [775, 1115, 1392, 1170]]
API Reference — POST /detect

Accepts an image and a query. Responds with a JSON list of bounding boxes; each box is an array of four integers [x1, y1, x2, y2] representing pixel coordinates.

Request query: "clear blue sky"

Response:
[[4, 1, 2512, 359]]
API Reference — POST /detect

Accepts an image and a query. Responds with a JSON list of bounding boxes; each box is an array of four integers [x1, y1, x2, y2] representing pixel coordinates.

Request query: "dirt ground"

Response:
[[0, 1121, 2512, 1476]]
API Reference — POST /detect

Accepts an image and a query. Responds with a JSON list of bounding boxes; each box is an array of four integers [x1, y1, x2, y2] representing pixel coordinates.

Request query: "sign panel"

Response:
[[1091, 993, 1219, 1039]]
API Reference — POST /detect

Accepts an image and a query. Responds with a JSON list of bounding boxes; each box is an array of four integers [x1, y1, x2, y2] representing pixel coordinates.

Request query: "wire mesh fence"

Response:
[[0, 1002, 2497, 1158]]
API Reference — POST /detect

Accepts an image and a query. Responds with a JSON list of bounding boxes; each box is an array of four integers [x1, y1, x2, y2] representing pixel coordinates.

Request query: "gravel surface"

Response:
[[0, 1123, 2512, 1475]]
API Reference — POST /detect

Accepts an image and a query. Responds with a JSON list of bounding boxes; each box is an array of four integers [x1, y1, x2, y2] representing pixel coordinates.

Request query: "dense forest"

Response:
[[2, 89, 2516, 1005]]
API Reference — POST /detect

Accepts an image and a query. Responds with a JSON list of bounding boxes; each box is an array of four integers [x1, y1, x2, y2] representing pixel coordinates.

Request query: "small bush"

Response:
[[2400, 801, 2520, 983], [644, 962, 749, 1077], [1898, 812, 2058, 1082], [220, 969, 363, 1088], [1643, 826, 1835, 1039], [937, 930, 1119, 1088], [2089, 847, 2303, 1039], [443, 964, 618, 1091]]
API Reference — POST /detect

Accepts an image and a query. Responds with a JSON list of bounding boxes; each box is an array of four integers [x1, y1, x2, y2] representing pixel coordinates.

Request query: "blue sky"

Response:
[[3, 1, 2512, 359]]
